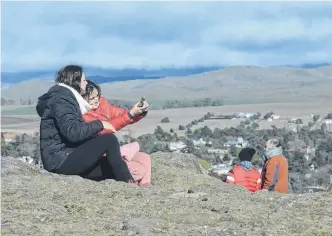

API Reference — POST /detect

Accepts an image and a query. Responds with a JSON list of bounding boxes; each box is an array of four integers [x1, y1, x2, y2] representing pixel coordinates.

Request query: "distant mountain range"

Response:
[[1, 63, 330, 86], [1, 66, 222, 86]]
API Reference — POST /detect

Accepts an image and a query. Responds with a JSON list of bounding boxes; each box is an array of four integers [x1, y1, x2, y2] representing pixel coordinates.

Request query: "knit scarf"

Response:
[[240, 161, 254, 171], [57, 83, 92, 115], [264, 146, 283, 160]]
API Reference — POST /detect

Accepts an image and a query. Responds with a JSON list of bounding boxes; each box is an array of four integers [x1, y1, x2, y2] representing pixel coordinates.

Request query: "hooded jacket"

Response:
[[36, 85, 104, 172], [225, 148, 261, 192], [261, 154, 289, 193], [226, 164, 262, 192]]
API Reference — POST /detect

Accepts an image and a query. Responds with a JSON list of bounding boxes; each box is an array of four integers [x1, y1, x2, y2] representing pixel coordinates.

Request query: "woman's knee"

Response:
[[99, 133, 119, 145]]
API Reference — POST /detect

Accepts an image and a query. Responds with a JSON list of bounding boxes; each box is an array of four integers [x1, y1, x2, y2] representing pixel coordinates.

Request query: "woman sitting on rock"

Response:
[[83, 80, 151, 187], [226, 147, 262, 192], [36, 65, 135, 184]]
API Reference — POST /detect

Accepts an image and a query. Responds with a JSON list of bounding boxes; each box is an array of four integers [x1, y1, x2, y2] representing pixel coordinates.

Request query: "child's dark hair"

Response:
[[85, 80, 101, 99]]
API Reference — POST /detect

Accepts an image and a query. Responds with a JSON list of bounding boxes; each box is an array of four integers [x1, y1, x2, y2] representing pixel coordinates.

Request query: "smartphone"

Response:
[[139, 97, 148, 116], [138, 97, 146, 107]]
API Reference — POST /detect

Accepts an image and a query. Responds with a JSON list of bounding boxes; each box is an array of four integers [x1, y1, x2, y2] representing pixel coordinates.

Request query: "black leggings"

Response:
[[56, 133, 134, 182]]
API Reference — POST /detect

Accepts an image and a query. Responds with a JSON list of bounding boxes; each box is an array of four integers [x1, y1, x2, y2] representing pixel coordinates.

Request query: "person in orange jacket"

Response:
[[83, 81, 147, 135], [82, 80, 151, 187], [226, 147, 262, 192], [261, 139, 288, 193]]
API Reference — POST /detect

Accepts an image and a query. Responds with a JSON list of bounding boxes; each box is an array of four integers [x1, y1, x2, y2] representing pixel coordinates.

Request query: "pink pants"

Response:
[[123, 152, 151, 187]]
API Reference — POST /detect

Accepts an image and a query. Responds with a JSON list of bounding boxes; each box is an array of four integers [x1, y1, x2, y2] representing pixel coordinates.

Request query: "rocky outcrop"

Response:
[[1, 152, 332, 236]]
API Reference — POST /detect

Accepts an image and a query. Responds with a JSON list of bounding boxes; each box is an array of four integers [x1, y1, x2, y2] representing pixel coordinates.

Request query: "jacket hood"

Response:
[[36, 85, 68, 118], [239, 161, 254, 171]]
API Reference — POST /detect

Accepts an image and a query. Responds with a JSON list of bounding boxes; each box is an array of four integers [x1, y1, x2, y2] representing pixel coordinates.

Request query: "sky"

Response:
[[2, 1, 332, 72]]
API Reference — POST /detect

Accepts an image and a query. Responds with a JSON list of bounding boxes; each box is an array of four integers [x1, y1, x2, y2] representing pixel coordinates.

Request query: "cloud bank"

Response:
[[2, 1, 332, 71]]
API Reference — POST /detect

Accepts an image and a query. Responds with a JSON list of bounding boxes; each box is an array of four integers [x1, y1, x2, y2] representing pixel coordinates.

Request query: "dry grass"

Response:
[[117, 101, 331, 137], [2, 156, 332, 236], [2, 101, 330, 137]]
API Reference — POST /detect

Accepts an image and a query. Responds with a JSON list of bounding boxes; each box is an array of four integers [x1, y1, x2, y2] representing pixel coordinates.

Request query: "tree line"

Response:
[[1, 96, 223, 110], [1, 132, 41, 164], [1, 97, 33, 106], [110, 98, 224, 110]]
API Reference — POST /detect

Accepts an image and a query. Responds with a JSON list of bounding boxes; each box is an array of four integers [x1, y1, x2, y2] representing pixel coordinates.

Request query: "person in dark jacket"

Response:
[[36, 65, 141, 184]]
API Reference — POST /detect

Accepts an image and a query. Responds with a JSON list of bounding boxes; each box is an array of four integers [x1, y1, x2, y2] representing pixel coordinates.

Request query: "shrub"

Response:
[[179, 125, 186, 130], [199, 159, 212, 170], [161, 117, 170, 123]]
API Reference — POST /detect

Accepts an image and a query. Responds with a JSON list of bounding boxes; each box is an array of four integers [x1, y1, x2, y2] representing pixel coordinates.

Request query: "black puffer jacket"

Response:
[[36, 85, 103, 172]]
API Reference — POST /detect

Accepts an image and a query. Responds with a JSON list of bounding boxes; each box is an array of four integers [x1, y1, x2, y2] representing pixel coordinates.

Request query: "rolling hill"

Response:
[[2, 65, 332, 105]]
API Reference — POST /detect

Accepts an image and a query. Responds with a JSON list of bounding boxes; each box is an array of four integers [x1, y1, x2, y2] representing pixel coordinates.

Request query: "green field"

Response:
[[1, 107, 37, 115]]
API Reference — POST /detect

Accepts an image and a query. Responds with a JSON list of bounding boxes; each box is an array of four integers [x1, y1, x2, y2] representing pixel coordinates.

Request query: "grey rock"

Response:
[[1, 154, 332, 236]]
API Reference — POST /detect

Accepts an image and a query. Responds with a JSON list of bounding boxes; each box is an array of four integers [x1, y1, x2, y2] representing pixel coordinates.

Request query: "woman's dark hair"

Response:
[[85, 80, 101, 100], [55, 65, 84, 93]]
